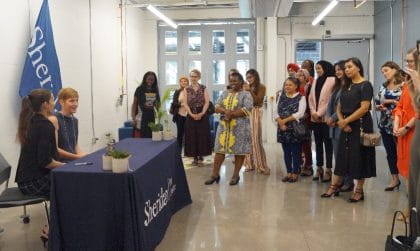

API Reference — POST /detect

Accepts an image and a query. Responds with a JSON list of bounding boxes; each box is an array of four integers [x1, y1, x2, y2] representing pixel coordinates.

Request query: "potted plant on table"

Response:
[[148, 88, 173, 141], [111, 149, 131, 173]]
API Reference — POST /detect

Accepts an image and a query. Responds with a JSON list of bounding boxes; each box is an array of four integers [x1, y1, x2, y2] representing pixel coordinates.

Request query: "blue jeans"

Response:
[[281, 142, 302, 174]]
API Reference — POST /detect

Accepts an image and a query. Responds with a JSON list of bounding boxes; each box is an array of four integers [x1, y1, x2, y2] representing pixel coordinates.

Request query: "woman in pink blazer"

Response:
[[309, 60, 335, 182]]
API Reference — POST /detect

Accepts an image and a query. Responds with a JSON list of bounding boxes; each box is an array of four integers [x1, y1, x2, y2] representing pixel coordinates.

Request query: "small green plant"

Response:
[[110, 149, 130, 159], [148, 122, 163, 132], [104, 133, 115, 156], [148, 88, 173, 132]]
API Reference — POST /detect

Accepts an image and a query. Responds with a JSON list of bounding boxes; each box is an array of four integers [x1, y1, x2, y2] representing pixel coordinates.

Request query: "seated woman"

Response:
[[204, 72, 253, 186], [48, 88, 86, 162], [15, 89, 65, 245]]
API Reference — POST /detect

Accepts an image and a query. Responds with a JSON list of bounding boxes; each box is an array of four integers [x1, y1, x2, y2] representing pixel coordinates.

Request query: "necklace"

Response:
[[60, 113, 77, 152]]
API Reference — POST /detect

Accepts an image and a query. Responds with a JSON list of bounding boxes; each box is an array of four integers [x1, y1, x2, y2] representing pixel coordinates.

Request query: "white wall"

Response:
[[0, 0, 148, 182], [0, 1, 376, 177]]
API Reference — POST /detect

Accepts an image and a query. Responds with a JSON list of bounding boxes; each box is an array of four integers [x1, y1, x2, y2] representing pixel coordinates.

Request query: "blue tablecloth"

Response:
[[49, 138, 192, 251]]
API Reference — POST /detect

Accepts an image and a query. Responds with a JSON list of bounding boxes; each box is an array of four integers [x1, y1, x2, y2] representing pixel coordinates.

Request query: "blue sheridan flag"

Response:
[[19, 0, 62, 108]]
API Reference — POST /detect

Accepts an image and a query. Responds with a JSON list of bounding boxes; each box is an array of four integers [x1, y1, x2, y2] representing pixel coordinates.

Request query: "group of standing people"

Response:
[[279, 47, 420, 208]]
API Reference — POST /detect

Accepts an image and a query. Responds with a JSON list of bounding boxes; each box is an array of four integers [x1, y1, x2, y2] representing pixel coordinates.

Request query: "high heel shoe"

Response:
[[348, 188, 364, 203], [229, 176, 240, 186], [313, 167, 324, 181], [322, 169, 332, 183], [385, 181, 401, 191], [40, 235, 48, 248], [288, 174, 298, 183], [320, 184, 340, 198], [204, 175, 220, 185], [300, 166, 313, 177]]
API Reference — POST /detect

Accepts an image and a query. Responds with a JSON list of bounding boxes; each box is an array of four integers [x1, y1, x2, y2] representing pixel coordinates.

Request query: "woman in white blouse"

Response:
[[275, 77, 307, 183]]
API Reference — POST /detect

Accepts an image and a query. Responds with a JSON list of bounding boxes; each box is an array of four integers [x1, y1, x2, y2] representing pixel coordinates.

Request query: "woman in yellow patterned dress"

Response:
[[205, 72, 253, 186]]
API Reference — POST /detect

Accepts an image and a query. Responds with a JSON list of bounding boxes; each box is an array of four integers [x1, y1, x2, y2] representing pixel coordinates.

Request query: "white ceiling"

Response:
[[128, 0, 392, 17]]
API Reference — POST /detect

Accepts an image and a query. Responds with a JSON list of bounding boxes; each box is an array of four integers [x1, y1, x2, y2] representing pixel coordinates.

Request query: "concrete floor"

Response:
[[0, 144, 407, 251]]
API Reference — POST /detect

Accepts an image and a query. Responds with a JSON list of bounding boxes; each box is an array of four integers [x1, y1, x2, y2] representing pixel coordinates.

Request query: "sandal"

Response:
[[321, 184, 340, 198], [313, 167, 324, 181], [300, 167, 313, 177], [348, 188, 364, 203], [257, 168, 270, 175]]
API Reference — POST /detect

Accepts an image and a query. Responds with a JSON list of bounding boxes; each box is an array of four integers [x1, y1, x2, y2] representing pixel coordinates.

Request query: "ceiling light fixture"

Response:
[[147, 4, 178, 29], [312, 0, 339, 26], [354, 0, 368, 9]]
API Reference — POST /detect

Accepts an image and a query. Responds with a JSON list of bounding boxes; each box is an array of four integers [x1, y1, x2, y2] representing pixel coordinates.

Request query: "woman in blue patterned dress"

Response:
[[375, 61, 403, 191], [275, 77, 307, 183], [204, 72, 253, 186]]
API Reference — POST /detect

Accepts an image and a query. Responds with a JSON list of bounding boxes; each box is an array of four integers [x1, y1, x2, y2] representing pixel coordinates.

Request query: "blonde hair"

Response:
[[190, 69, 201, 78], [179, 76, 189, 87], [58, 87, 79, 101]]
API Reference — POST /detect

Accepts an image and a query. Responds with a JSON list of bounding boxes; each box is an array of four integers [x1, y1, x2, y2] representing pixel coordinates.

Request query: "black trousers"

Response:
[[312, 122, 333, 169], [175, 115, 186, 150], [381, 131, 398, 175]]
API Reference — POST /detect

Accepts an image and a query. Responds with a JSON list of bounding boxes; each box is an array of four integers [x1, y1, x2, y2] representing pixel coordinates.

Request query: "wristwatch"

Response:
[[405, 125, 411, 130]]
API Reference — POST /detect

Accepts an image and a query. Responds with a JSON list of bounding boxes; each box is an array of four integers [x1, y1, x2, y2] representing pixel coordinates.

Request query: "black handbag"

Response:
[[207, 101, 215, 115], [385, 209, 418, 251], [292, 120, 309, 140]]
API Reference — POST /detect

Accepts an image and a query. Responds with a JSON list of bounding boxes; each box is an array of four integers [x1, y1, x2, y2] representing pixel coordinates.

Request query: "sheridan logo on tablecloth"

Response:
[[144, 178, 177, 227]]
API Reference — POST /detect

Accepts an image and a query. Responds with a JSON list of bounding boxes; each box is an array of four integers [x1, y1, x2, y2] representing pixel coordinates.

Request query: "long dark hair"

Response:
[[381, 61, 404, 87], [342, 57, 365, 90], [315, 60, 334, 89], [17, 89, 52, 145], [333, 60, 346, 92], [246, 69, 261, 95], [139, 71, 159, 94]]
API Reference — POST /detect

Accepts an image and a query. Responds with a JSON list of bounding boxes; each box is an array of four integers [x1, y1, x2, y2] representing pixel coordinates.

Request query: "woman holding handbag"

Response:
[[275, 77, 307, 183], [321, 58, 376, 203]]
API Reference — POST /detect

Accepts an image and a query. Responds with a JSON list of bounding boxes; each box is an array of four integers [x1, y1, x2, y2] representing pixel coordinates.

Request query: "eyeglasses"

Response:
[[406, 59, 415, 63]]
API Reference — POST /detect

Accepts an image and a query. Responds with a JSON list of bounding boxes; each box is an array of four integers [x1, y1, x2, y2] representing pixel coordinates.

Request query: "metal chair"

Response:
[[0, 153, 49, 224]]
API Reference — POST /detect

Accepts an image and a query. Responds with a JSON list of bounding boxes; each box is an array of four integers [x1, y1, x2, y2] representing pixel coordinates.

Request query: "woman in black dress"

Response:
[[321, 58, 376, 203], [131, 71, 160, 138]]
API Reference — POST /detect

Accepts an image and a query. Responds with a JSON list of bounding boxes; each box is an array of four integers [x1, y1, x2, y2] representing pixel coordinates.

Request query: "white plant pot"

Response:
[[163, 131, 173, 140], [112, 156, 130, 173], [152, 131, 162, 141], [102, 155, 113, 171]]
